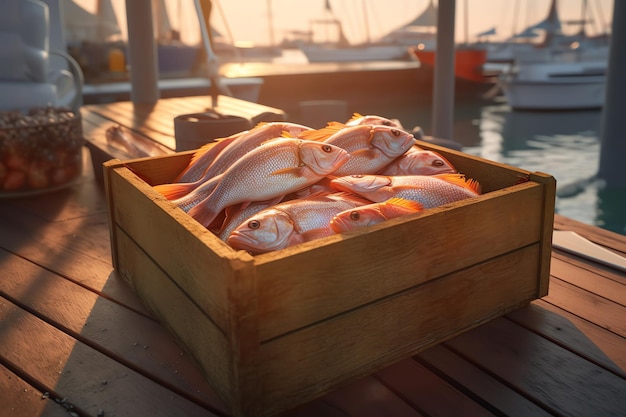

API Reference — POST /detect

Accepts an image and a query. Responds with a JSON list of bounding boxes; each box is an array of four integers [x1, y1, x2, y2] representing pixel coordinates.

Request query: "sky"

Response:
[[72, 0, 614, 46], [215, 0, 614, 46]]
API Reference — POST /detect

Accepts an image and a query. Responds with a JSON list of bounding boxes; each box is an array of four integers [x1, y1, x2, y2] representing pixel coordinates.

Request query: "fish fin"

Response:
[[187, 202, 218, 228], [281, 130, 296, 138], [351, 148, 378, 159], [434, 173, 482, 194], [270, 167, 302, 176], [299, 123, 345, 142], [346, 113, 364, 123], [385, 197, 423, 212], [153, 182, 197, 200], [300, 228, 333, 242], [252, 121, 269, 129]]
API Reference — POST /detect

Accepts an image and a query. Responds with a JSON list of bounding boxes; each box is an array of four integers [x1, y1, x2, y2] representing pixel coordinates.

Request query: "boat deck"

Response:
[[1, 96, 625, 417]]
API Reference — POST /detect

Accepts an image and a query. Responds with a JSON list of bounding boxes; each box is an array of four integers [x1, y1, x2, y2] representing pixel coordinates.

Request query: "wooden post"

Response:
[[598, 1, 626, 188], [432, 0, 456, 140], [125, 0, 160, 104]]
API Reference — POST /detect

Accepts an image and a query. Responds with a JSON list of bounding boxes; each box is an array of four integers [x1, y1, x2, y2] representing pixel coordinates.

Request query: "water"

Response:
[[384, 98, 626, 236]]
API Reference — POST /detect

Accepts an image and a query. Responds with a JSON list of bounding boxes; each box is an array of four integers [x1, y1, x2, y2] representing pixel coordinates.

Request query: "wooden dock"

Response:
[[1, 96, 624, 416]]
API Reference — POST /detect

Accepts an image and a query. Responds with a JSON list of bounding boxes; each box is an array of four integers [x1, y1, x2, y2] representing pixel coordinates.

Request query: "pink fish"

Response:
[[344, 112, 404, 128], [226, 192, 370, 254], [217, 198, 282, 240], [187, 138, 350, 227], [156, 122, 313, 199], [330, 197, 423, 234], [173, 131, 244, 183], [330, 173, 481, 209], [300, 123, 416, 176], [377, 147, 457, 176]]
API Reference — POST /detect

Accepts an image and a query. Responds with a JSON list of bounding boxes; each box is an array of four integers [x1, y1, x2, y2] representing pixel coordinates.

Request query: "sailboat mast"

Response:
[[362, 0, 371, 44], [267, 0, 275, 47]]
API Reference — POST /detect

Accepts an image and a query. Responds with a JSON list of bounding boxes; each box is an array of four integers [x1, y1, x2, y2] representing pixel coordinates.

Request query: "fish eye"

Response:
[[349, 211, 360, 221], [322, 144, 333, 153], [247, 220, 261, 229], [432, 159, 444, 167], [391, 129, 401, 137], [382, 120, 392, 126]]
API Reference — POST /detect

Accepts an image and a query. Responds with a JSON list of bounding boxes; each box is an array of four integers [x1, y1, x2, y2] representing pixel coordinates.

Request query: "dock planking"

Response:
[[1, 96, 624, 416]]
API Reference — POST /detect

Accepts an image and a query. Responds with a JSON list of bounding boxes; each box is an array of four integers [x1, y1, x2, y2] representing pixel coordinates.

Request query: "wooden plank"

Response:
[[0, 209, 147, 315], [416, 344, 554, 417], [257, 246, 541, 414], [321, 376, 425, 417], [552, 230, 626, 273], [375, 358, 496, 417], [1, 249, 228, 413], [444, 318, 626, 417], [543, 278, 626, 338], [552, 251, 626, 286], [554, 214, 626, 255], [507, 301, 626, 376], [550, 256, 626, 305], [0, 364, 69, 417], [0, 297, 219, 417]]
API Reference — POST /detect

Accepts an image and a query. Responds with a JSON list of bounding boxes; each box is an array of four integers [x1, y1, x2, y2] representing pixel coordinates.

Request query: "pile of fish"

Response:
[[154, 113, 481, 255]]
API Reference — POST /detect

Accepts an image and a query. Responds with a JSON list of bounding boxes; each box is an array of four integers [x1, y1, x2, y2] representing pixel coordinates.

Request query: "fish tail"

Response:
[[153, 182, 198, 200], [187, 201, 219, 228]]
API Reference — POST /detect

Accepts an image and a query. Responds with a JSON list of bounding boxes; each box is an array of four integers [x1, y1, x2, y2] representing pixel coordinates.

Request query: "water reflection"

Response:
[[468, 105, 625, 236]]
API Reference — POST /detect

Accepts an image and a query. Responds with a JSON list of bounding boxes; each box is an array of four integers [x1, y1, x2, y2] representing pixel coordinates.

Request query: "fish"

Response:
[[330, 173, 481, 208], [345, 113, 404, 128], [330, 197, 424, 234], [157, 122, 313, 199], [186, 138, 351, 227], [300, 123, 416, 176], [377, 147, 457, 176], [171, 131, 243, 183], [217, 198, 282, 241], [226, 192, 371, 254]]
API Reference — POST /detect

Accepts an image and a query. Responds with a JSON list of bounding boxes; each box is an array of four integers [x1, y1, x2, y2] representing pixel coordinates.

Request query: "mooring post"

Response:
[[598, 1, 626, 187], [432, 0, 456, 141]]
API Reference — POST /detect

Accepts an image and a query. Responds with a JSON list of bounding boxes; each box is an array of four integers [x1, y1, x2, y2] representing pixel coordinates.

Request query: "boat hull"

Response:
[[300, 44, 410, 63], [502, 79, 605, 110], [409, 47, 488, 83]]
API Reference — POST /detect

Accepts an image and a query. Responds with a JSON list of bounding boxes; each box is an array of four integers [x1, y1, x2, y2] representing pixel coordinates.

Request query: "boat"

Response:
[[499, 57, 607, 110], [297, 0, 411, 63], [408, 46, 488, 84], [498, 0, 609, 110]]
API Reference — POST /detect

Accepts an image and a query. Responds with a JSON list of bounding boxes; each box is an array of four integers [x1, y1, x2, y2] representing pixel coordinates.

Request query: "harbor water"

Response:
[[380, 97, 626, 237]]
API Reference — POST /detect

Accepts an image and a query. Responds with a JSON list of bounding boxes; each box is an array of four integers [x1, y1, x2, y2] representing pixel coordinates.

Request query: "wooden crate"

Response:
[[103, 139, 556, 416]]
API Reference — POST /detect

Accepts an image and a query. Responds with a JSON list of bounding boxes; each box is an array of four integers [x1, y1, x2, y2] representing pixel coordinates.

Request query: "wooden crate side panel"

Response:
[[104, 153, 195, 185], [256, 244, 541, 416], [226, 258, 263, 417], [529, 171, 557, 297], [113, 226, 234, 407], [256, 181, 545, 341], [107, 165, 237, 333]]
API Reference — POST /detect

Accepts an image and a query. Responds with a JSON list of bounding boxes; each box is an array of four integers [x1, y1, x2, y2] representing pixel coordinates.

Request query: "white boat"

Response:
[[499, 58, 607, 110], [299, 43, 409, 63], [498, 0, 610, 110], [297, 0, 420, 63]]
